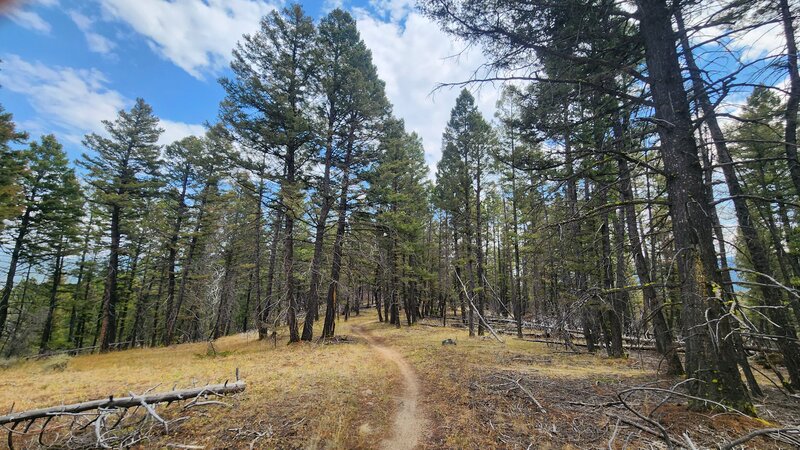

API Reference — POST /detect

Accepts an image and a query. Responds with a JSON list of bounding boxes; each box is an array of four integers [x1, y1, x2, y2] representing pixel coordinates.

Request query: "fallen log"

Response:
[[0, 380, 245, 425]]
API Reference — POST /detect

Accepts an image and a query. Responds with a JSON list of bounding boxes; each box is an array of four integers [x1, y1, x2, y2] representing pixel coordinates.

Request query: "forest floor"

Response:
[[1, 310, 798, 449]]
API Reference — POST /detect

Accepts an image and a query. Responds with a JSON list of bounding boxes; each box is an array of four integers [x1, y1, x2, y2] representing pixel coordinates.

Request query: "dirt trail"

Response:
[[353, 326, 426, 450]]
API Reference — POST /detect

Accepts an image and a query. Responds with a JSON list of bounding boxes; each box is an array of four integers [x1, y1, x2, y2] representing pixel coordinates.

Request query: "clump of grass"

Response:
[[194, 341, 234, 359], [41, 354, 70, 372], [0, 357, 19, 370]]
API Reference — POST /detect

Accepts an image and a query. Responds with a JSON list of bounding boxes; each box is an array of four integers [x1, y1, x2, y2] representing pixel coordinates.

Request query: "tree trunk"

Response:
[[165, 182, 212, 345], [128, 264, 158, 347], [116, 238, 142, 344], [285, 149, 300, 343], [636, 0, 750, 410], [617, 154, 684, 375], [259, 209, 283, 337], [322, 142, 354, 338], [0, 201, 34, 335], [475, 162, 486, 336], [779, 0, 800, 196], [303, 122, 336, 341], [39, 244, 64, 353], [677, 8, 800, 390], [162, 170, 190, 345], [251, 179, 264, 338], [98, 203, 121, 352], [213, 243, 237, 340]]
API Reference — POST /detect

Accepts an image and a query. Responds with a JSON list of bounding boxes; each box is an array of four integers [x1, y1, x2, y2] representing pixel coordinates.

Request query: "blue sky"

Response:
[[0, 0, 498, 175], [0, 0, 787, 177]]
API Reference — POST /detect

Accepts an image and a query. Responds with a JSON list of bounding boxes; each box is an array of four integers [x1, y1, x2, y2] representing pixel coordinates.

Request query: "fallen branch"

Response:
[[0, 381, 245, 425], [454, 271, 504, 343], [495, 375, 546, 413], [721, 426, 800, 450]]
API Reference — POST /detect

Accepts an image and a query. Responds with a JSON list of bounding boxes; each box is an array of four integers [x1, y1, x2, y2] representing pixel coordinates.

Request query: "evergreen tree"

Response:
[[436, 89, 494, 336], [1, 135, 79, 337], [221, 4, 317, 343], [38, 156, 83, 353], [162, 136, 204, 346], [369, 118, 429, 327], [317, 9, 390, 339], [0, 104, 27, 232], [81, 99, 163, 352]]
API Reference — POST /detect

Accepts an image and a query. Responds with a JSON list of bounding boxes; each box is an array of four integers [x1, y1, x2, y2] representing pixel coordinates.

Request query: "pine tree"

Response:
[[38, 148, 83, 353], [81, 99, 163, 352], [304, 8, 362, 341], [0, 104, 28, 232], [221, 4, 317, 343], [369, 118, 430, 327], [436, 89, 494, 336], [162, 136, 204, 346], [1, 135, 79, 337], [317, 9, 389, 339]]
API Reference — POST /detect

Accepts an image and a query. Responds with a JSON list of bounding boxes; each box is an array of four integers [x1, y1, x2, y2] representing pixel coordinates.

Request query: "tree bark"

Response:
[[779, 0, 800, 196], [676, 7, 800, 389], [260, 209, 283, 337], [636, 0, 750, 410], [98, 203, 121, 352], [617, 154, 684, 375], [162, 168, 190, 345], [322, 142, 354, 338], [39, 244, 64, 353], [302, 114, 336, 341]]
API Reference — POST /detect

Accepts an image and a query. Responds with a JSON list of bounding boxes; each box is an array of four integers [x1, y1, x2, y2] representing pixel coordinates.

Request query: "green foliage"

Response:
[[81, 98, 164, 211], [0, 104, 28, 231]]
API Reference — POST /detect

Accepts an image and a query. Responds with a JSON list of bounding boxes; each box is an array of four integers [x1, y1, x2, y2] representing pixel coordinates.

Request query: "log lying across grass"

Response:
[[0, 380, 246, 425]]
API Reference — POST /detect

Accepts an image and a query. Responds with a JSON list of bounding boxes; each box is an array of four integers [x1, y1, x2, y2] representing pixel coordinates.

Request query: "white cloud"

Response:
[[1, 0, 59, 34], [0, 54, 125, 133], [69, 10, 116, 55], [685, 1, 784, 62], [5, 8, 51, 33], [97, 0, 277, 79], [160, 120, 207, 145], [356, 9, 499, 176], [0, 54, 203, 146]]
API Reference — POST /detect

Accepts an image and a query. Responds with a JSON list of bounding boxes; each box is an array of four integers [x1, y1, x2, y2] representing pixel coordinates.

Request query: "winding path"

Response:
[[353, 326, 426, 450]]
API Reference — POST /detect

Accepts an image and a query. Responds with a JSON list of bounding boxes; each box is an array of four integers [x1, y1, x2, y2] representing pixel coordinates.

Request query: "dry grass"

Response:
[[360, 316, 797, 449], [2, 310, 797, 449], [0, 314, 398, 449]]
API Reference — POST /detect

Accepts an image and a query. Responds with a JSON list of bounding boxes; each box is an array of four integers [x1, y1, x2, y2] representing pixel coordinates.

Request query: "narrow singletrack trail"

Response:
[[353, 325, 427, 450]]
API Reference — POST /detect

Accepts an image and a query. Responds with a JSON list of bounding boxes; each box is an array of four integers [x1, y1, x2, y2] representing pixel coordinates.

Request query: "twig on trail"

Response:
[[682, 432, 700, 450], [568, 400, 623, 408], [607, 417, 620, 450], [616, 386, 679, 450], [605, 413, 678, 445]]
